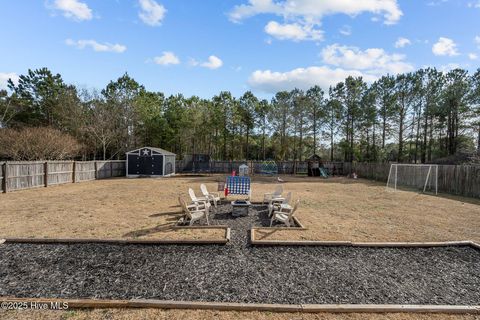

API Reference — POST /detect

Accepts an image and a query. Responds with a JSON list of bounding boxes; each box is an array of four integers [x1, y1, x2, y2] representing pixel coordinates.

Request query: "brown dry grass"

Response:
[[1, 175, 478, 242], [1, 175, 479, 320], [1, 308, 479, 320], [251, 176, 480, 243], [0, 176, 226, 241]]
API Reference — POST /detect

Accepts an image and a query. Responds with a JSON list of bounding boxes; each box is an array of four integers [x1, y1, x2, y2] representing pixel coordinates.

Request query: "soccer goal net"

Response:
[[386, 164, 438, 194]]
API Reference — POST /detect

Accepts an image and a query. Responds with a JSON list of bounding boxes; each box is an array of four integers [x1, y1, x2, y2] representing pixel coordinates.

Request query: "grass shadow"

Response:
[[123, 222, 176, 238], [149, 211, 181, 218]]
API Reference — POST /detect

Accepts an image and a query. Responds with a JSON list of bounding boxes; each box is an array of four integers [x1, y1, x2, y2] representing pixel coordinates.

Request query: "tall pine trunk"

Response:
[[330, 131, 334, 161], [246, 126, 249, 160], [398, 111, 404, 162], [350, 116, 354, 162], [299, 116, 304, 161], [262, 123, 266, 160], [313, 109, 317, 155], [421, 105, 429, 163], [477, 124, 480, 154], [414, 109, 421, 163], [372, 123, 377, 162]]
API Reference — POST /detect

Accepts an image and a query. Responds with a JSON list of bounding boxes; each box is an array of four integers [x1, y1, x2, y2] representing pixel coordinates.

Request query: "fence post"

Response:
[[110, 161, 113, 178], [44, 161, 48, 188], [94, 161, 98, 179], [2, 162, 7, 193], [72, 161, 76, 183]]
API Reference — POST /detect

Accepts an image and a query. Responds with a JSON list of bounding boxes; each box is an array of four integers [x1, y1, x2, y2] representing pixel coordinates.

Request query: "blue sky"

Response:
[[0, 0, 479, 99]]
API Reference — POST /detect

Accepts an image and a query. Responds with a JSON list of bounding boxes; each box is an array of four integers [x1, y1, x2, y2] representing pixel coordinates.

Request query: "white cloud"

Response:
[[475, 36, 480, 48], [230, 0, 402, 24], [432, 37, 459, 56], [321, 44, 414, 75], [467, 1, 480, 8], [394, 37, 411, 48], [339, 25, 352, 36], [249, 43, 415, 93], [200, 56, 223, 69], [138, 0, 166, 26], [440, 63, 461, 72], [468, 53, 478, 60], [153, 51, 180, 65], [229, 0, 402, 41], [264, 21, 322, 41], [428, 0, 448, 6], [0, 72, 19, 90], [248, 66, 378, 93], [65, 39, 126, 53], [51, 0, 92, 21]]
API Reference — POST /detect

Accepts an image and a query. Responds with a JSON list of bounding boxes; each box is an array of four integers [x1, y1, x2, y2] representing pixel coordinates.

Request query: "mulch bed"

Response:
[[0, 204, 479, 305]]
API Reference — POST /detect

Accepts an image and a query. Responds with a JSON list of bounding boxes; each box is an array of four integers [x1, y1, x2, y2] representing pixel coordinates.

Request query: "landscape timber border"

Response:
[[0, 298, 478, 314], [0, 225, 230, 245]]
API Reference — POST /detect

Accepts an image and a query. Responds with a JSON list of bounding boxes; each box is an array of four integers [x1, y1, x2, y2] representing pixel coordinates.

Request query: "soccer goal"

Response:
[[386, 164, 438, 195]]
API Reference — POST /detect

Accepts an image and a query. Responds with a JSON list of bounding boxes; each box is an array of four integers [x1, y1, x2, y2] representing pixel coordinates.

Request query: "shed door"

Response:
[[128, 154, 141, 175], [151, 155, 163, 175], [140, 156, 151, 175]]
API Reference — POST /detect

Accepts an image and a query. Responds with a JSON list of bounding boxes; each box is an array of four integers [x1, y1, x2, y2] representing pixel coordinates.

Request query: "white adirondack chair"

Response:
[[200, 184, 221, 207], [268, 191, 291, 216], [179, 197, 209, 226], [263, 185, 283, 204], [270, 199, 299, 227], [188, 188, 210, 208]]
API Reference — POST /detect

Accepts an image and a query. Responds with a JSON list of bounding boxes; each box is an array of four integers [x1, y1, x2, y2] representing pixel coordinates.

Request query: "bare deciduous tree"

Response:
[[0, 127, 81, 160]]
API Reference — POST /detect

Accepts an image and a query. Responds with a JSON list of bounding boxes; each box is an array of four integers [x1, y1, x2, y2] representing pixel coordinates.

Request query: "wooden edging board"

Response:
[[469, 241, 480, 249], [0, 298, 478, 314], [172, 225, 231, 243], [250, 230, 480, 250], [249, 218, 306, 232], [2, 228, 231, 245]]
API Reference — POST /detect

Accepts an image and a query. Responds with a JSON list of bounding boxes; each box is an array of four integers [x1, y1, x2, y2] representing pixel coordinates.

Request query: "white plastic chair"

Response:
[[270, 199, 299, 227], [263, 185, 283, 204], [189, 188, 209, 206], [179, 197, 209, 226], [200, 184, 221, 207], [268, 191, 291, 216]]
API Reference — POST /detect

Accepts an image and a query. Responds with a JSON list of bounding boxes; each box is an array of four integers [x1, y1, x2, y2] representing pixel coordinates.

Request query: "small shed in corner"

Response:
[[126, 147, 176, 178]]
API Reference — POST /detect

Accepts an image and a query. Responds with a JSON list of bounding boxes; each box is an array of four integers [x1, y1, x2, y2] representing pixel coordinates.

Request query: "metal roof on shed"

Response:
[[126, 147, 176, 156]]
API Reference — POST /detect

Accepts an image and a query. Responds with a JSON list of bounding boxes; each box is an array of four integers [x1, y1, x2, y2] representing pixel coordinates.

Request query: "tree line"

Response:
[[1, 67, 479, 162]]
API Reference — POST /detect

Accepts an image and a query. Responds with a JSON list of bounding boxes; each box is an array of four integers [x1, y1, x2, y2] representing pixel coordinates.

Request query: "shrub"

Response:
[[0, 127, 82, 160]]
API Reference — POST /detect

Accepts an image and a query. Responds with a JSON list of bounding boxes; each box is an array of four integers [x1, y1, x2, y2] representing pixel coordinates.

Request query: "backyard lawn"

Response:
[[0, 175, 479, 242]]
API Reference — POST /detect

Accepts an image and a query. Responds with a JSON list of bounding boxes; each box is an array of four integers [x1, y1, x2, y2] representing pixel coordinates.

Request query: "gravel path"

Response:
[[0, 204, 479, 305]]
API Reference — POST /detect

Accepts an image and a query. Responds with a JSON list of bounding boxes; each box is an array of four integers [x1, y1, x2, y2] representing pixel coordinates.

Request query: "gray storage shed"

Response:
[[126, 147, 176, 178]]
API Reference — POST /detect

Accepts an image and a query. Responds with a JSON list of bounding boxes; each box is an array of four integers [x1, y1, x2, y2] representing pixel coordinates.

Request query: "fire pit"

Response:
[[231, 200, 251, 217]]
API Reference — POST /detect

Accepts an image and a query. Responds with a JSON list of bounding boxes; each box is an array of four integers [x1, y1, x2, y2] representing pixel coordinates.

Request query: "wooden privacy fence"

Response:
[[1, 161, 126, 193], [344, 162, 480, 198], [2, 159, 479, 198], [175, 160, 345, 175], [175, 160, 479, 198]]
